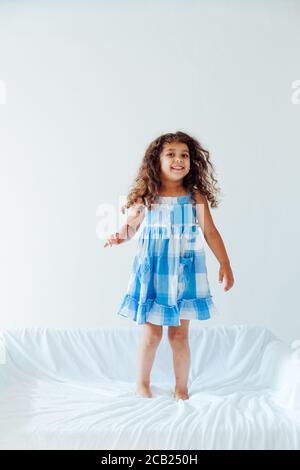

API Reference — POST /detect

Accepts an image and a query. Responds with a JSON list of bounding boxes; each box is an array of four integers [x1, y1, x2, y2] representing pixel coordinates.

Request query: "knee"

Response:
[[168, 330, 189, 347], [144, 327, 163, 347]]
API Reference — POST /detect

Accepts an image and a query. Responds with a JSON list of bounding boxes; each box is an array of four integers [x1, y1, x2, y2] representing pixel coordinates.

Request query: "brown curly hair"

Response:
[[121, 131, 221, 213]]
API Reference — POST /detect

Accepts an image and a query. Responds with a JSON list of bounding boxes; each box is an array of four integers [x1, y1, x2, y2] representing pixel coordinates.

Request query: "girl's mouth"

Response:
[[171, 166, 184, 172]]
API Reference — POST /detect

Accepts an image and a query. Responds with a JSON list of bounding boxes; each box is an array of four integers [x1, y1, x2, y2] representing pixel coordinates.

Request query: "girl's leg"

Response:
[[136, 321, 163, 398], [168, 319, 190, 400]]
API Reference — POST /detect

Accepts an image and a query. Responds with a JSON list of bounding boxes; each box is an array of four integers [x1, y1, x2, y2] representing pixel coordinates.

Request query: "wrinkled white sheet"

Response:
[[0, 325, 300, 450]]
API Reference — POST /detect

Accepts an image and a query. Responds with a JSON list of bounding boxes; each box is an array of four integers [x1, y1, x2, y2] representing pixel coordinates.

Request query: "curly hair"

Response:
[[121, 131, 221, 214]]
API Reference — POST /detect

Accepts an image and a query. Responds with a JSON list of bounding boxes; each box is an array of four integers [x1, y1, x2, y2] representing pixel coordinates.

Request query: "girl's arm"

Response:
[[119, 199, 146, 242], [104, 198, 145, 247], [194, 191, 234, 291]]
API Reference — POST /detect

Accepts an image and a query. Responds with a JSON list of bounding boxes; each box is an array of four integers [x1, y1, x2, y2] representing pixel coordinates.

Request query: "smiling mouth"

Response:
[[171, 167, 184, 171]]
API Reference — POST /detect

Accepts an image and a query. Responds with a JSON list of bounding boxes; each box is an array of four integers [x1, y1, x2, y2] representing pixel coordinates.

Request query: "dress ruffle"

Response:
[[117, 293, 220, 326]]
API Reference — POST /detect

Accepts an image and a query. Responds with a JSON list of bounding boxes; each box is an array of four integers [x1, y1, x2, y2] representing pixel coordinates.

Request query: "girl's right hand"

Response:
[[104, 232, 124, 248]]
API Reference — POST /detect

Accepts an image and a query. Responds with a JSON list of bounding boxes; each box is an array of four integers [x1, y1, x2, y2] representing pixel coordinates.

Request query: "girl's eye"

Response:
[[166, 153, 189, 158]]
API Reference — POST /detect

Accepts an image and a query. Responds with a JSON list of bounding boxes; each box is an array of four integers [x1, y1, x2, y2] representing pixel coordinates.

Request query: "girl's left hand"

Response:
[[219, 262, 234, 291]]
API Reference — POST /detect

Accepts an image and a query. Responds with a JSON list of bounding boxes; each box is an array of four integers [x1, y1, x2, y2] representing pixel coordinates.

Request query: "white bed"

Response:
[[0, 324, 300, 450]]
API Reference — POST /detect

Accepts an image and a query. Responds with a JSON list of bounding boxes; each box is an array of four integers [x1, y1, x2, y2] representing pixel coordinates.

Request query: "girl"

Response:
[[104, 131, 234, 401]]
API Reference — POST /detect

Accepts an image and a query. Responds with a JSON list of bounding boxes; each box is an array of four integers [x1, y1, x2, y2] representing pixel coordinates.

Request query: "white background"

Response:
[[0, 0, 299, 343]]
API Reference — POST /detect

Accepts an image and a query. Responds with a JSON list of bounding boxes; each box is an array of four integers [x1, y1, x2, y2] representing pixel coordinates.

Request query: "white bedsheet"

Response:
[[0, 324, 300, 450]]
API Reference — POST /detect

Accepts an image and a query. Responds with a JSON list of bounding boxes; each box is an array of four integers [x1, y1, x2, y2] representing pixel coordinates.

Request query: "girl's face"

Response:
[[159, 141, 190, 182]]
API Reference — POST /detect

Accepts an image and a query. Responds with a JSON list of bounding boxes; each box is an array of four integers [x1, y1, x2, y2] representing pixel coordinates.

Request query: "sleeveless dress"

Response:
[[117, 193, 220, 326]]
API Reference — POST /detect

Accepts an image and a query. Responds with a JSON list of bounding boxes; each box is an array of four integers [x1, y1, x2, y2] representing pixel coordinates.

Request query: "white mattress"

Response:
[[0, 324, 300, 450]]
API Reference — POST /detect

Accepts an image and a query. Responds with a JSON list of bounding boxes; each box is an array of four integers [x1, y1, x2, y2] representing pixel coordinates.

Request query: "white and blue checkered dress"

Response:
[[117, 193, 220, 326]]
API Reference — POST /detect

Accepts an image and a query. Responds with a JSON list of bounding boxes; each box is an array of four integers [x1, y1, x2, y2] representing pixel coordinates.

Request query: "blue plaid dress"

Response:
[[117, 194, 219, 326]]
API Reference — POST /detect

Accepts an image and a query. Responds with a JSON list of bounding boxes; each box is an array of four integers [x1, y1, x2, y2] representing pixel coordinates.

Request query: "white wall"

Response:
[[0, 0, 299, 343]]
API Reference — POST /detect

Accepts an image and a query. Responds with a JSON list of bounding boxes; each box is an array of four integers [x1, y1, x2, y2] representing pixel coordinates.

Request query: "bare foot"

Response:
[[135, 383, 153, 398], [173, 388, 189, 401]]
